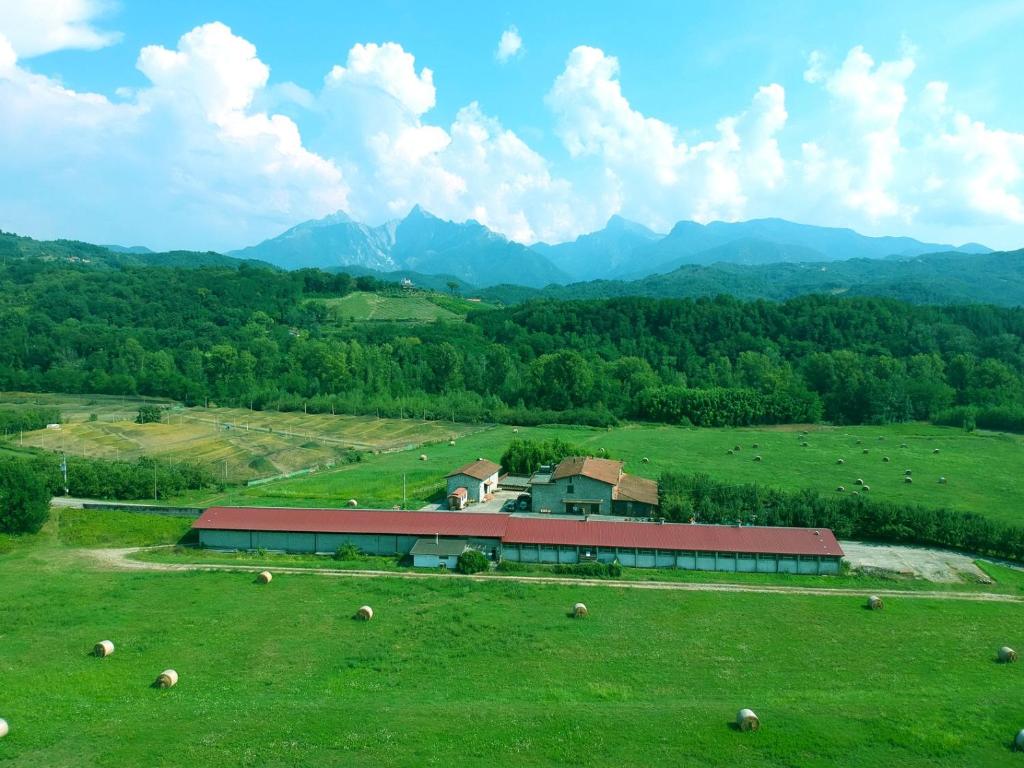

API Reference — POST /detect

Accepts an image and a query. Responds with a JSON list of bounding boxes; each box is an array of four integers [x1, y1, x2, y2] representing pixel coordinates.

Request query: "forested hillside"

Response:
[[481, 249, 1024, 308], [2, 256, 1023, 430]]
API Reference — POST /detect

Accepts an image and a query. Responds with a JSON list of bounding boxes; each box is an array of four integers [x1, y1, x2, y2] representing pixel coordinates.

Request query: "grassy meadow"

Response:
[[2, 521, 1024, 767], [320, 291, 462, 322], [170, 422, 1024, 526]]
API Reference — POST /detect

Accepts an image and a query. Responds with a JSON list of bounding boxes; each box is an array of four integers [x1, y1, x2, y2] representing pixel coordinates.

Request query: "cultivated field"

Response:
[[183, 422, 1024, 526], [2, 521, 1024, 767], [320, 291, 461, 322], [1, 393, 487, 484]]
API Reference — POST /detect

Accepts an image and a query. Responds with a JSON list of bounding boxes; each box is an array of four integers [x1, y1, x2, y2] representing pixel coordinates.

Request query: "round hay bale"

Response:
[[904, 476, 913, 484], [94, 640, 115, 657], [573, 602, 588, 618], [904, 469, 912, 475], [999, 646, 1019, 663], [641, 457, 650, 464], [512, 427, 519, 434], [867, 595, 884, 610], [801, 441, 810, 447], [856, 439, 863, 445], [448, 440, 456, 446], [156, 669, 178, 688], [855, 478, 864, 485], [752, 443, 759, 449], [419, 454, 428, 461], [882, 456, 890, 462], [753, 455, 762, 462], [356, 605, 374, 621], [347, 498, 358, 507], [837, 458, 845, 465], [733, 445, 741, 452], [900, 443, 908, 448], [862, 448, 869, 454], [877, 435, 885, 440], [836, 486, 845, 492], [851, 491, 860, 496], [933, 448, 940, 454], [1016, 729, 1024, 751], [727, 449, 734, 455], [862, 485, 870, 492], [0, 718, 7, 739], [257, 570, 272, 584], [938, 476, 947, 484], [736, 708, 760, 732]]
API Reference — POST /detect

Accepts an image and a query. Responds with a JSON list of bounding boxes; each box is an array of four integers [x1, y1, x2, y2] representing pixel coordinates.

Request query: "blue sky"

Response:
[[1, 0, 1023, 251]]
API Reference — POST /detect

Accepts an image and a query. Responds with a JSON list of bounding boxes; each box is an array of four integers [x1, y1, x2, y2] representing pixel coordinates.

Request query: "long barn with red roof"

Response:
[[193, 507, 844, 575]]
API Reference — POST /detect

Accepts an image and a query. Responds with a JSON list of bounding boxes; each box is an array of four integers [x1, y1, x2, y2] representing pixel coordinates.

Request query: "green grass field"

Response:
[[3, 521, 1024, 767], [320, 291, 462, 322], [171, 422, 1024, 527]]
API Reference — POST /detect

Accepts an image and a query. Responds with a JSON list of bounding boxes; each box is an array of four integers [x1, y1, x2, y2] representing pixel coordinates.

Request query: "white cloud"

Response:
[[0, 0, 120, 57], [0, 22, 347, 250], [320, 41, 589, 243], [546, 45, 787, 228], [495, 25, 523, 62]]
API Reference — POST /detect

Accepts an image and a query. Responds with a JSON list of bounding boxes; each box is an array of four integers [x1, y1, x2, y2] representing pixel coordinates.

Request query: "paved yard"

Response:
[[840, 540, 990, 582]]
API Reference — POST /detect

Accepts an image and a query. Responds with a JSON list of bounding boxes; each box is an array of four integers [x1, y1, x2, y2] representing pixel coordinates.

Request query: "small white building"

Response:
[[445, 459, 500, 505], [410, 538, 468, 568]]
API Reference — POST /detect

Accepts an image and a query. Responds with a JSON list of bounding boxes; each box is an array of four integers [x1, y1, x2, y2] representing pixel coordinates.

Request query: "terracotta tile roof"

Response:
[[613, 473, 659, 506], [448, 487, 468, 499], [194, 507, 508, 538], [502, 517, 844, 557], [551, 456, 623, 485], [446, 459, 501, 481], [194, 507, 844, 558]]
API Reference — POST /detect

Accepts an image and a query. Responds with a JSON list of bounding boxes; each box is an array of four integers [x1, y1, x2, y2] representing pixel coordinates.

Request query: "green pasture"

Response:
[[175, 422, 1024, 527], [1, 523, 1024, 767], [321, 291, 461, 322]]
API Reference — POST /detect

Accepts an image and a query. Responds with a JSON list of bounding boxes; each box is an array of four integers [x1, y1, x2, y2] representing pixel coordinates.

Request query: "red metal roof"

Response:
[[194, 506, 843, 557], [503, 517, 843, 557], [194, 507, 508, 538]]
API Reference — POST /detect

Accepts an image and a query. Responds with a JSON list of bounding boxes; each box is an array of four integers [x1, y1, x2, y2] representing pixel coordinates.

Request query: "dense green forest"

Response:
[[2, 254, 1023, 429], [480, 249, 1024, 308]]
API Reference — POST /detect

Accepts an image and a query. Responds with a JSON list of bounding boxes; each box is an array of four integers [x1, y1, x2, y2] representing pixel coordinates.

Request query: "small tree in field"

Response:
[[0, 459, 52, 534], [456, 548, 489, 574], [136, 405, 164, 424]]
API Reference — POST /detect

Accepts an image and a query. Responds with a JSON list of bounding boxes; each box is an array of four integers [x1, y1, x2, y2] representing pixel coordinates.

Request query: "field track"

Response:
[[86, 547, 1024, 602]]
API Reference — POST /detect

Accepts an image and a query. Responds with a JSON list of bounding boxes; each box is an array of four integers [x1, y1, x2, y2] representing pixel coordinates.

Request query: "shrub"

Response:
[[456, 548, 490, 574], [552, 561, 621, 578], [135, 405, 164, 424], [334, 543, 363, 561]]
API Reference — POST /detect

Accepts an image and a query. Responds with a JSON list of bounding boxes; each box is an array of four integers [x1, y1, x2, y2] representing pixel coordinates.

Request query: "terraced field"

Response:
[[3, 394, 486, 484]]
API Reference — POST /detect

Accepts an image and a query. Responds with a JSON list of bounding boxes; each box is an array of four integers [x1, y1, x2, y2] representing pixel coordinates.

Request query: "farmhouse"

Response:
[[193, 507, 843, 574], [529, 457, 659, 516], [445, 458, 500, 505]]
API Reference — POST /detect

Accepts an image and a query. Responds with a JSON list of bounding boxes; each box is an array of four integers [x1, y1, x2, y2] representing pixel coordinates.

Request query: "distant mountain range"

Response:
[[230, 205, 569, 288], [228, 207, 993, 286]]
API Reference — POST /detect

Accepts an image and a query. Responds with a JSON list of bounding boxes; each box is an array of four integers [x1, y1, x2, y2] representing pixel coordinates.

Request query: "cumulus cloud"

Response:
[[320, 41, 589, 242], [0, 21, 347, 250], [546, 45, 787, 228], [0, 0, 120, 57], [803, 45, 1024, 230], [495, 25, 523, 62]]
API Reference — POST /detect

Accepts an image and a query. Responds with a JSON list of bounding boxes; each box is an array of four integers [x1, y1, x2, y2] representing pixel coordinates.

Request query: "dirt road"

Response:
[[82, 547, 1024, 603]]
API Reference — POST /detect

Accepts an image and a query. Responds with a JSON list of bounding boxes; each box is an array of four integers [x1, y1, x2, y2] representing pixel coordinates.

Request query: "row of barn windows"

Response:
[[518, 545, 822, 560]]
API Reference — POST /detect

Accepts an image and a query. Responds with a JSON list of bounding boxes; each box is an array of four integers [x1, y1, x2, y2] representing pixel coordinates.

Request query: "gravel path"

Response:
[[81, 548, 1024, 603]]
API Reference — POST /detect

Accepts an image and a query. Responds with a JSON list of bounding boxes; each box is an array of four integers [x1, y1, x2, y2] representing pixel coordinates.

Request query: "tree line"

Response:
[[658, 472, 1024, 563], [2, 259, 1023, 429]]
